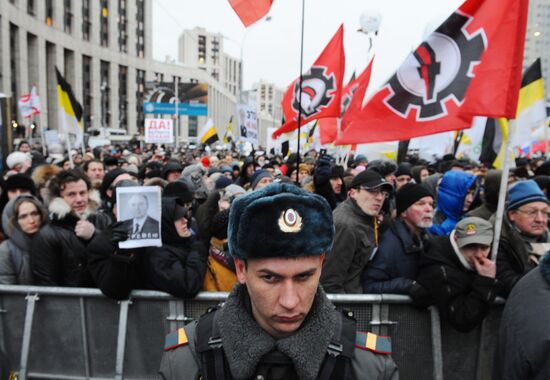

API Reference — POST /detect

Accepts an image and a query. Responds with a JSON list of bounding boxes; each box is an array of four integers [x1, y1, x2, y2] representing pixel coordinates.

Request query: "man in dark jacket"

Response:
[[416, 217, 499, 332], [496, 179, 550, 296], [362, 183, 433, 302], [160, 183, 398, 379], [321, 170, 393, 293], [31, 170, 111, 286], [492, 251, 550, 380]]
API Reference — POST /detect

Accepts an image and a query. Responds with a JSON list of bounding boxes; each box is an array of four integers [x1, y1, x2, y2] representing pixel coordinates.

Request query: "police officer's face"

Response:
[[234, 255, 325, 339]]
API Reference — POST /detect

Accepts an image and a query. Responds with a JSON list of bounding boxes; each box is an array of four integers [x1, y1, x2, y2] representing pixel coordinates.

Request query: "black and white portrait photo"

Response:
[[116, 186, 162, 248]]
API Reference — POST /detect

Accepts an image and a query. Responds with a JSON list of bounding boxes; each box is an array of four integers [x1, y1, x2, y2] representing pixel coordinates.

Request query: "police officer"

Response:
[[160, 183, 399, 379]]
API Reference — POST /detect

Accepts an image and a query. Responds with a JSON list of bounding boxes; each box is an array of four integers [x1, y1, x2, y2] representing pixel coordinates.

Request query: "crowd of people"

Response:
[[2, 138, 550, 377], [3, 142, 550, 300]]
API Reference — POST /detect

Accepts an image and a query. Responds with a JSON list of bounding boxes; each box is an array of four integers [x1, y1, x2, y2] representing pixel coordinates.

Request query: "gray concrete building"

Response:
[[178, 26, 241, 98], [1, 0, 237, 144], [524, 0, 550, 103]]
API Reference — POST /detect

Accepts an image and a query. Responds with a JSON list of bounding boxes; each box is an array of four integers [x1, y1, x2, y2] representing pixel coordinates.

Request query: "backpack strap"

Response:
[[196, 309, 231, 380], [318, 311, 356, 380]]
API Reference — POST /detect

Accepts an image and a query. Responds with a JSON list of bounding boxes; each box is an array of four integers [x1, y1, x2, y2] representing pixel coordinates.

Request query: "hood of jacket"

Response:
[[2, 196, 47, 250], [160, 197, 195, 246], [483, 170, 502, 209], [437, 171, 477, 221], [418, 234, 461, 270]]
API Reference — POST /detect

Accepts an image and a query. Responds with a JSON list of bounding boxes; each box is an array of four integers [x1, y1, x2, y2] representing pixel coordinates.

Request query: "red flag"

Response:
[[272, 25, 345, 139], [319, 59, 374, 144], [228, 0, 273, 27], [336, 0, 528, 145]]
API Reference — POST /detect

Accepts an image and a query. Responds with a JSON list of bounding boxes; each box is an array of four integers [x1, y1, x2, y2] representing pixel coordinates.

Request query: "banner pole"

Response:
[[544, 119, 549, 159], [491, 118, 516, 261], [174, 76, 179, 152], [295, 0, 306, 185]]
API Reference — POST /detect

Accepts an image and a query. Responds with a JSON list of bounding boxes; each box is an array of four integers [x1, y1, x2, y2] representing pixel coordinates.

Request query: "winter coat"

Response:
[[145, 198, 207, 298], [160, 285, 398, 380], [495, 217, 549, 296], [0, 198, 45, 284], [321, 198, 377, 294], [31, 193, 111, 286], [86, 227, 150, 300], [416, 234, 499, 332], [429, 171, 477, 236], [492, 252, 550, 380], [362, 219, 429, 295]]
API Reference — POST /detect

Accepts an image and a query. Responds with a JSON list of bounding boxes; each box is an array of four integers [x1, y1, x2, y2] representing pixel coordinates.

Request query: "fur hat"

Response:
[[228, 183, 334, 260], [6, 152, 31, 169]]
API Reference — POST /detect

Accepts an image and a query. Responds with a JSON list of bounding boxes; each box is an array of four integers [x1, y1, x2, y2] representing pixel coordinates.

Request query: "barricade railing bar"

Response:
[[0, 285, 504, 380]]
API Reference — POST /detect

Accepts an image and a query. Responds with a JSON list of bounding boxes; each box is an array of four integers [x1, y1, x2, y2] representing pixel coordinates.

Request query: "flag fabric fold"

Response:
[[228, 0, 273, 27], [56, 67, 84, 145], [273, 25, 345, 139], [199, 119, 219, 145], [336, 0, 529, 145]]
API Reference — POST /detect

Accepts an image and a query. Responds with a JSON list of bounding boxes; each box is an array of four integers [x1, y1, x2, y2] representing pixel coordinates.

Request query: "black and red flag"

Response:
[[272, 25, 345, 139], [336, 0, 529, 145]]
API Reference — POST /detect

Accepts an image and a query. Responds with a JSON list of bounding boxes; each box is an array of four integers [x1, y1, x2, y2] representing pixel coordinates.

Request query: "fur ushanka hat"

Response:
[[228, 183, 334, 260]]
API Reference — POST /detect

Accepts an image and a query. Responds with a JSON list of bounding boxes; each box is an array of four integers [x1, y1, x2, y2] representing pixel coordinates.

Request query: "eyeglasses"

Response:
[[361, 187, 390, 199], [515, 208, 550, 219]]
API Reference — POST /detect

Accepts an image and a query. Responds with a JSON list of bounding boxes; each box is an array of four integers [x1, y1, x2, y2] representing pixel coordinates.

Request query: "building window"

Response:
[[189, 116, 198, 137], [9, 23, 19, 120], [82, 55, 92, 130], [100, 61, 110, 127], [118, 0, 128, 53], [136, 0, 145, 58], [27, 0, 35, 16], [119, 65, 128, 130], [64, 0, 72, 33], [136, 69, 146, 133], [198, 35, 206, 64], [211, 37, 219, 65], [100, 0, 109, 47], [82, 0, 91, 41], [45, 0, 53, 26]]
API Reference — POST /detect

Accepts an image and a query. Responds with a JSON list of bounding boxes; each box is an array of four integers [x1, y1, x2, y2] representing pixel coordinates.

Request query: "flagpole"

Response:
[[544, 119, 549, 159], [491, 119, 516, 261], [174, 76, 180, 152], [295, 0, 306, 185]]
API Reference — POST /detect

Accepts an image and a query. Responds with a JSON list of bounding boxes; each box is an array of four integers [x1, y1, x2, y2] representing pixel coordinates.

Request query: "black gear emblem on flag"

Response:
[[292, 66, 335, 117], [384, 12, 486, 120]]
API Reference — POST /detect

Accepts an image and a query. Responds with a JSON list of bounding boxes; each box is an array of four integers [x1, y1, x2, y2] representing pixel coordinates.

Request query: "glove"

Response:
[[109, 221, 130, 245], [409, 281, 432, 309]]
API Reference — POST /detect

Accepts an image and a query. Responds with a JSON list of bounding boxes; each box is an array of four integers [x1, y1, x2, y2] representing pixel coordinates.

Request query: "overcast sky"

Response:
[[152, 0, 464, 91]]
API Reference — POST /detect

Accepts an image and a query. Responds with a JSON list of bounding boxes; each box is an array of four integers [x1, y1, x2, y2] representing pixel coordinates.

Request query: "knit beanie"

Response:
[[4, 174, 36, 195], [215, 176, 233, 190], [211, 209, 230, 240], [507, 179, 548, 211], [250, 170, 273, 190], [396, 183, 434, 215]]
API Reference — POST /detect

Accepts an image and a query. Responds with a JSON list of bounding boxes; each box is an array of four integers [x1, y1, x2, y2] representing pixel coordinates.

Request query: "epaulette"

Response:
[[164, 327, 189, 351], [354, 331, 392, 355]]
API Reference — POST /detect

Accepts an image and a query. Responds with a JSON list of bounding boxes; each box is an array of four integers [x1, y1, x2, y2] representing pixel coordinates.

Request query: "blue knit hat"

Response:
[[228, 183, 334, 260], [507, 180, 548, 211]]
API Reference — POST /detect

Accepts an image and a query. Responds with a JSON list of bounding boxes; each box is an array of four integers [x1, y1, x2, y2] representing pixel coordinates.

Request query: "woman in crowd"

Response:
[[0, 195, 47, 284], [145, 197, 207, 298]]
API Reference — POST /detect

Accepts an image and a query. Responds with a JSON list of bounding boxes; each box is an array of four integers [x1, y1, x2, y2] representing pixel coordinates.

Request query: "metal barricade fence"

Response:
[[0, 285, 503, 380]]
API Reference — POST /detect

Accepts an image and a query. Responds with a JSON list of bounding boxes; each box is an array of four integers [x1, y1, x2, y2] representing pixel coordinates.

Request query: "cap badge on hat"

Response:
[[278, 209, 302, 233], [465, 224, 477, 235]]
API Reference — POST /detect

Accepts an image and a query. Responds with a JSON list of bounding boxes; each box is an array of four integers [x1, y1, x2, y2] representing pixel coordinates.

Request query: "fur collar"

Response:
[[216, 284, 336, 380], [48, 189, 101, 221], [540, 252, 550, 285]]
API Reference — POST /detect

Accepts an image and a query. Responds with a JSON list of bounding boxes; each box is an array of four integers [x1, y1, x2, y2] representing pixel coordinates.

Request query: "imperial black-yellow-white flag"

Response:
[[56, 67, 84, 146], [199, 118, 219, 145]]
